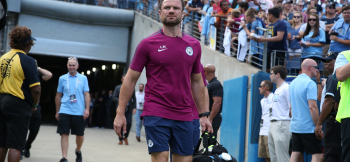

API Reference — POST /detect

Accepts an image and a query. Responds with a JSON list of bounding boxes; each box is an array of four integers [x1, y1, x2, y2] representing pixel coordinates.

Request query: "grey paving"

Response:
[[18, 125, 151, 162]]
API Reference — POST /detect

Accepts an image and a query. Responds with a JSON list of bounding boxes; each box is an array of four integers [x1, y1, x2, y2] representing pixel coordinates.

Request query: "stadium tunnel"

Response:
[[0, 0, 137, 125], [29, 54, 126, 125]]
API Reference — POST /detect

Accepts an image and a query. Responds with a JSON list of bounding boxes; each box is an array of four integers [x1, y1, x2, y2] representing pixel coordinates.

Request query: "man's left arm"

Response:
[[192, 73, 205, 114], [316, 71, 322, 101], [84, 92, 90, 119], [83, 77, 90, 119], [191, 73, 212, 133]]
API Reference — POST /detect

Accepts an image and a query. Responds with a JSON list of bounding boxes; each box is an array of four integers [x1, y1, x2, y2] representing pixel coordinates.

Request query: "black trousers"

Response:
[[97, 106, 106, 128], [25, 105, 42, 150], [106, 107, 113, 129], [119, 110, 132, 140], [324, 115, 341, 162], [341, 118, 350, 162], [210, 114, 222, 145]]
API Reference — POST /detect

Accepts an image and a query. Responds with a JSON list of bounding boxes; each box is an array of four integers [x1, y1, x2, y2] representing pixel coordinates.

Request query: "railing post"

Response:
[[262, 31, 268, 72], [219, 19, 225, 53], [191, 12, 194, 37]]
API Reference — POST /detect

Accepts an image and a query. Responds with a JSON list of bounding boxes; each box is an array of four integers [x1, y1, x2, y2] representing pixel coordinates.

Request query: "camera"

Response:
[[330, 30, 339, 36]]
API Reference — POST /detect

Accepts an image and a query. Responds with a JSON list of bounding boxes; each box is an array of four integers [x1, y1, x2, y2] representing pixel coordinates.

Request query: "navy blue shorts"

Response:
[[144, 116, 193, 155]]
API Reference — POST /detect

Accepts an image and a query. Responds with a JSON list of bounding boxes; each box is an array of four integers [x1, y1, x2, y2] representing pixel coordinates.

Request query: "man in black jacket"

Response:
[[112, 75, 136, 145]]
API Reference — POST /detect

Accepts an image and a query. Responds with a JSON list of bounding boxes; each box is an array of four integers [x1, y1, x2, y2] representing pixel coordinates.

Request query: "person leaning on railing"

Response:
[[300, 13, 326, 63], [328, 5, 350, 54], [241, 8, 264, 68], [212, 1, 232, 29]]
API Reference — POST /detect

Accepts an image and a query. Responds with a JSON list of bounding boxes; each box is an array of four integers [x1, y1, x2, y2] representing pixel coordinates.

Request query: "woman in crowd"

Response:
[[288, 11, 303, 60], [300, 13, 325, 63]]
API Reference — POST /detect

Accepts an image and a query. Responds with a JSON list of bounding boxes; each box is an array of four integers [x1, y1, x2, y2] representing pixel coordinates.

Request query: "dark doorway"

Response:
[[29, 54, 125, 125]]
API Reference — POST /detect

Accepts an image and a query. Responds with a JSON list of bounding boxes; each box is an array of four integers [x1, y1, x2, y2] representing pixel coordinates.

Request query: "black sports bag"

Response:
[[193, 132, 237, 162]]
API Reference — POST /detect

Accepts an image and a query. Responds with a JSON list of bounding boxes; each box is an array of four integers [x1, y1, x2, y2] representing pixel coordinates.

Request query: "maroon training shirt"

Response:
[[130, 29, 202, 121]]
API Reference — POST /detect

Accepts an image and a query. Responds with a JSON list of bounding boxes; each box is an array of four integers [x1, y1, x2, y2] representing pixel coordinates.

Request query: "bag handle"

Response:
[[194, 131, 210, 155], [0, 53, 18, 85]]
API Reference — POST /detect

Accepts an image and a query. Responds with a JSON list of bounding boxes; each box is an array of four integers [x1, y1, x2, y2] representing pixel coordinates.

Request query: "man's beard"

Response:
[[162, 17, 181, 27]]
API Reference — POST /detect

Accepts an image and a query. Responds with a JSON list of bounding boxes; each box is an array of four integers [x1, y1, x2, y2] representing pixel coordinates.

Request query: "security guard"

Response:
[[0, 26, 41, 162]]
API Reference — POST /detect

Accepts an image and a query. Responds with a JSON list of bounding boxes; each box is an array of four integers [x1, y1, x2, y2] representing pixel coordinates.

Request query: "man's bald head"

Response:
[[204, 64, 216, 73], [301, 59, 317, 69], [301, 59, 319, 78]]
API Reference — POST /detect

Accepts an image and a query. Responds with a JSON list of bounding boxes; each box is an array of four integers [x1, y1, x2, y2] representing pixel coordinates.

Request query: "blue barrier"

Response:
[[221, 76, 248, 162], [247, 71, 276, 162]]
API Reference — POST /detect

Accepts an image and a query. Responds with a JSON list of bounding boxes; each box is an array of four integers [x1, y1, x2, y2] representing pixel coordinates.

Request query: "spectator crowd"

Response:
[[61, 0, 350, 74]]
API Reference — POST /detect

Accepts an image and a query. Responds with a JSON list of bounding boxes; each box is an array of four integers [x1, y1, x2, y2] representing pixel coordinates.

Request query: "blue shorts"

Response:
[[144, 116, 193, 155]]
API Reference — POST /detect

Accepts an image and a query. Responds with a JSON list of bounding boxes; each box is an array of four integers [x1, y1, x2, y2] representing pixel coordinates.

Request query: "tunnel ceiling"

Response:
[[18, 0, 134, 63]]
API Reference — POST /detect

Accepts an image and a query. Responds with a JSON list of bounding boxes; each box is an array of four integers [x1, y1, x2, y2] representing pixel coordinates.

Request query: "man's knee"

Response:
[[291, 151, 302, 158], [172, 153, 192, 162], [61, 134, 69, 139], [151, 151, 168, 162], [312, 153, 323, 161]]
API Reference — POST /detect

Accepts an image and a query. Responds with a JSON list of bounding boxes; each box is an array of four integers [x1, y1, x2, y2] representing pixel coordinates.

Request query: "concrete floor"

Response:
[[11, 117, 220, 162], [18, 125, 151, 162]]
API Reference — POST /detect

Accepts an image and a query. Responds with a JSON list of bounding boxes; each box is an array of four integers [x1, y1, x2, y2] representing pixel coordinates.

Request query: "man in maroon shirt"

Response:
[[113, 0, 212, 161]]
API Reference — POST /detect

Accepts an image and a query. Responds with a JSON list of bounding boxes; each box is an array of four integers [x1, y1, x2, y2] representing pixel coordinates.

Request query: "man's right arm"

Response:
[[116, 69, 141, 115], [308, 100, 320, 127], [55, 92, 62, 120], [38, 68, 53, 81], [325, 23, 334, 31], [258, 31, 285, 42]]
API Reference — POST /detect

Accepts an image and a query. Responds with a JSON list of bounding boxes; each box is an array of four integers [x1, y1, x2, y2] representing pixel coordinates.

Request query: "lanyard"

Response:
[[67, 75, 78, 95], [337, 21, 350, 35]]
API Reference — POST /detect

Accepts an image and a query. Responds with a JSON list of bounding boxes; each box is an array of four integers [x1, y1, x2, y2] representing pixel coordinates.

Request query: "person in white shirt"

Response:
[[258, 80, 274, 162], [268, 65, 292, 162], [134, 83, 145, 142]]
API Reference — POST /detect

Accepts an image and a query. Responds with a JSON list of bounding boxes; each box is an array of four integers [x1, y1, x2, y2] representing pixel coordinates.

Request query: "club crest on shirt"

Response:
[[186, 47, 193, 56]]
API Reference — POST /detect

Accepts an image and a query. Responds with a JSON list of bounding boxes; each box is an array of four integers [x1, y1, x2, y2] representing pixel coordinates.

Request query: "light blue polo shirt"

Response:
[[329, 19, 350, 53], [301, 27, 326, 58], [289, 74, 317, 133], [57, 72, 90, 116]]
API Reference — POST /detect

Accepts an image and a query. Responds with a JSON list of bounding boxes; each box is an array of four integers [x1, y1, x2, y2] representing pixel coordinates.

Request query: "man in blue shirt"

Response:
[[320, 3, 338, 54], [329, 6, 350, 53], [255, 7, 288, 70], [55, 57, 90, 162], [289, 59, 323, 162], [282, 0, 293, 21]]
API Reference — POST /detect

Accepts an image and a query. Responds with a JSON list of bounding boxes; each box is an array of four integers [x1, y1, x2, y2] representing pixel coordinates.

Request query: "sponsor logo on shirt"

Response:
[[158, 45, 167, 52], [186, 47, 193, 56]]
